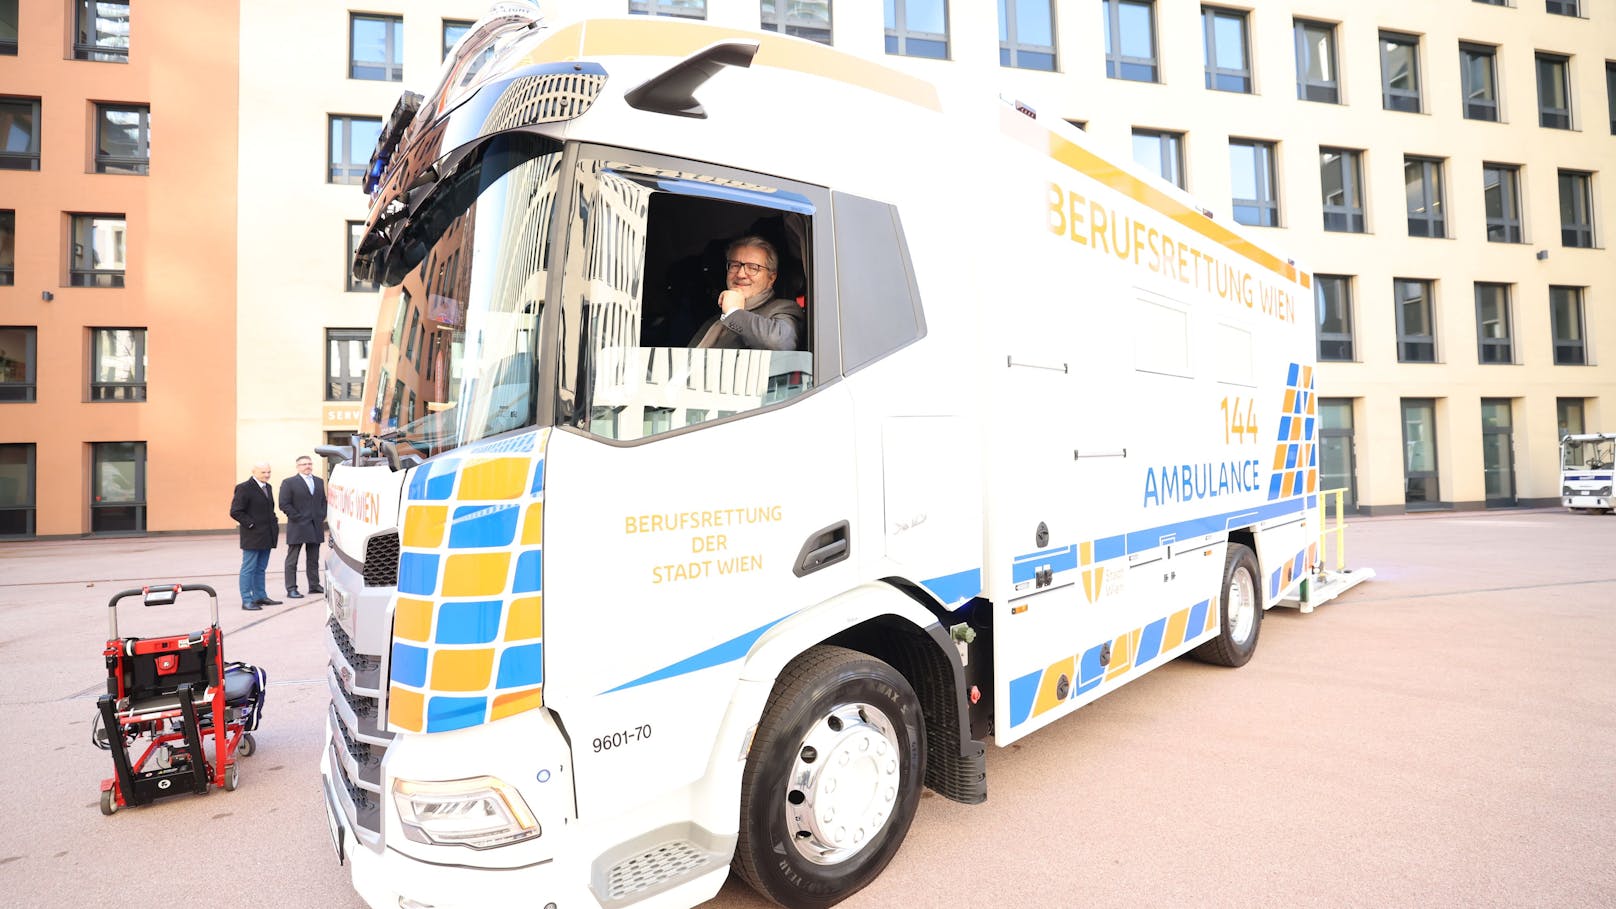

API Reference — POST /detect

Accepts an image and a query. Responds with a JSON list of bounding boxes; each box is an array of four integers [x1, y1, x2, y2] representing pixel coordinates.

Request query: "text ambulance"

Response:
[[321, 6, 1327, 908]]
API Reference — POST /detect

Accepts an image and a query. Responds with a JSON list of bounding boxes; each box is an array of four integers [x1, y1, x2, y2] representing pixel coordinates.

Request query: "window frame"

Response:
[[1294, 19, 1339, 103], [630, 0, 708, 17], [1460, 43, 1500, 122], [1474, 283, 1514, 364], [0, 96, 41, 171], [73, 0, 129, 62], [1550, 285, 1586, 365], [1400, 398, 1441, 506], [0, 326, 37, 402], [442, 18, 474, 60], [1000, 0, 1057, 71], [1536, 52, 1572, 129], [1558, 169, 1594, 248], [0, 0, 16, 57], [1395, 278, 1437, 363], [329, 115, 383, 186], [90, 327, 147, 401], [68, 213, 127, 288], [1546, 1, 1580, 16], [1404, 156, 1447, 239], [1558, 397, 1586, 437], [885, 0, 949, 60], [1320, 147, 1365, 233], [0, 442, 34, 538], [1606, 61, 1616, 135], [761, 1, 833, 46], [94, 103, 151, 175], [1131, 128, 1185, 189], [326, 328, 371, 402], [346, 221, 380, 292], [1482, 163, 1523, 243], [349, 13, 403, 82], [1102, 0, 1158, 82], [90, 441, 146, 533], [0, 209, 13, 285], [1380, 31, 1423, 113], [1202, 6, 1252, 94], [1314, 274, 1355, 362], [1229, 138, 1279, 227]]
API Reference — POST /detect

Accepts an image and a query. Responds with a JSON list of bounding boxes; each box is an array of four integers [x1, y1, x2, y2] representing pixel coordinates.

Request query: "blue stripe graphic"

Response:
[[1007, 670, 1041, 728], [603, 615, 788, 694], [920, 567, 982, 607]]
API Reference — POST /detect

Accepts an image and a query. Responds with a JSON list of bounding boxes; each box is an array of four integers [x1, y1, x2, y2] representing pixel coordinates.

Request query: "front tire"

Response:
[[733, 646, 925, 909], [1193, 543, 1262, 667]]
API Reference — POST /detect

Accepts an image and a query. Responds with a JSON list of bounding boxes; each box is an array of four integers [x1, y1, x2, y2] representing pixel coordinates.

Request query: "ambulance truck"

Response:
[[320, 6, 1326, 908]]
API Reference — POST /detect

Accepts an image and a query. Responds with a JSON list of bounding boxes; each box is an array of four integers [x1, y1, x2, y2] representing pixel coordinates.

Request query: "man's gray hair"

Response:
[[252, 461, 271, 469], [727, 236, 778, 272]]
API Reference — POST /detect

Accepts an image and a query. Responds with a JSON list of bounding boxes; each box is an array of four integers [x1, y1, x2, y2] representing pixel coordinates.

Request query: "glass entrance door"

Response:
[[1481, 398, 1516, 506], [1318, 398, 1357, 511]]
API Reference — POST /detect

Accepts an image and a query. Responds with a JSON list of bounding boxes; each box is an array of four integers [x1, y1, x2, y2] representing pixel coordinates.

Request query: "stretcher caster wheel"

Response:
[[239, 733, 256, 757], [224, 764, 240, 792], [100, 789, 118, 816]]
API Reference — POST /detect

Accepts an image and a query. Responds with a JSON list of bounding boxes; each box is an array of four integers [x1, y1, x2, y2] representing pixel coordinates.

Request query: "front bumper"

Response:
[[1563, 495, 1610, 509]]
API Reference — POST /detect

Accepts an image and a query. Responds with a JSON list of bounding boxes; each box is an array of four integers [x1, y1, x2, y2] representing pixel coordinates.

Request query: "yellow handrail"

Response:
[[1316, 487, 1349, 572]]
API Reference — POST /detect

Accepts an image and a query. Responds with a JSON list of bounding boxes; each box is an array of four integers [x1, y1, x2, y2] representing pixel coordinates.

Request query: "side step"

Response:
[[1274, 567, 1376, 614]]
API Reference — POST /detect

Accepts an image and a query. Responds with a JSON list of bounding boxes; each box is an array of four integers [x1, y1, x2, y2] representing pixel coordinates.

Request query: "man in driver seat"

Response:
[[689, 236, 803, 351]]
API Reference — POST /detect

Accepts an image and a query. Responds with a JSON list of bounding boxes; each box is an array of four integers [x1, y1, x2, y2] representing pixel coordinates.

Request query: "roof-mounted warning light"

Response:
[[364, 91, 424, 195]]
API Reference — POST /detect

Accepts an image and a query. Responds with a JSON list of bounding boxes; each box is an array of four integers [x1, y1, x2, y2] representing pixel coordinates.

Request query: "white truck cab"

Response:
[[1561, 433, 1616, 513]]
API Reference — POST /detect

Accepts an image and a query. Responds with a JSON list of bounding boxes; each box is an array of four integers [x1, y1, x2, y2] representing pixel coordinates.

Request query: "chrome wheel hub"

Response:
[[1228, 564, 1257, 644], [784, 702, 902, 865]]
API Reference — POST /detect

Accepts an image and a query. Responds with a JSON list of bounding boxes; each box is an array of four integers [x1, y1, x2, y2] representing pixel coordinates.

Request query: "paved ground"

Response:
[[1, 509, 1612, 908]]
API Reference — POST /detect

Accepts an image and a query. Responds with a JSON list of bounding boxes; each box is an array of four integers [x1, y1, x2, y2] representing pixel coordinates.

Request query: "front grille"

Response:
[[328, 617, 381, 679], [328, 615, 390, 837], [363, 531, 399, 587], [335, 669, 379, 720], [483, 71, 607, 133]]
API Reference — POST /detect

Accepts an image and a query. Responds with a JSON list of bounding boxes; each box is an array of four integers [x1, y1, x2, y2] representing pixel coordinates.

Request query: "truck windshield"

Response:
[[1563, 439, 1614, 470], [364, 132, 563, 458]]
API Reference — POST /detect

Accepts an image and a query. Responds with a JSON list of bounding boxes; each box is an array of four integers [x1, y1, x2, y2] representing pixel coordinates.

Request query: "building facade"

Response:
[[0, 0, 239, 536], [2, 0, 1611, 537]]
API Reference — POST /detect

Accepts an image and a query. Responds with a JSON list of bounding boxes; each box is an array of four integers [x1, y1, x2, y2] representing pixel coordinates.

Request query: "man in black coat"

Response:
[[230, 462, 281, 610], [279, 454, 327, 599]]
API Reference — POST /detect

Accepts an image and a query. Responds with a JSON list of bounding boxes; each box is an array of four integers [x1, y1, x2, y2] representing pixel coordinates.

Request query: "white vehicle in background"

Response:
[[317, 4, 1364, 909], [1561, 433, 1616, 513]]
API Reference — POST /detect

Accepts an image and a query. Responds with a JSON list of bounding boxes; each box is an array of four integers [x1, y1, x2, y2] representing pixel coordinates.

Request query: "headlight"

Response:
[[1598, 486, 1613, 497], [1563, 485, 1573, 496], [393, 776, 540, 848]]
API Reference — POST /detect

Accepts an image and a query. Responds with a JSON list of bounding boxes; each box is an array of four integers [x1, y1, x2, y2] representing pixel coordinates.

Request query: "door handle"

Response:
[[794, 521, 850, 577]]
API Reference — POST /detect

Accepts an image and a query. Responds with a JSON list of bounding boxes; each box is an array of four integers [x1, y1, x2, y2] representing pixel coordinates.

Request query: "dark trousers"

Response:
[[284, 542, 321, 592]]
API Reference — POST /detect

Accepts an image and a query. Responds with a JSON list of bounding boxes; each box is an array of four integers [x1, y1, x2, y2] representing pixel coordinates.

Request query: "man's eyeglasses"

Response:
[[726, 260, 773, 276]]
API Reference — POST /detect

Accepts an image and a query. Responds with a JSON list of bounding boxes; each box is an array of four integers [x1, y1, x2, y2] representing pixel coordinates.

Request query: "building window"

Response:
[[1474, 283, 1513, 364], [631, 0, 707, 16], [327, 329, 371, 401], [1131, 129, 1184, 189], [347, 222, 380, 292], [73, 0, 129, 62], [1294, 19, 1339, 103], [91, 441, 145, 533], [1460, 43, 1500, 122], [1317, 399, 1357, 510], [1401, 399, 1440, 505], [1315, 275, 1354, 361], [1202, 7, 1251, 93], [1546, 1, 1580, 15], [1102, 0, 1157, 82], [1000, 0, 1056, 71], [0, 209, 13, 285], [1558, 170, 1594, 248], [350, 13, 402, 81], [1229, 139, 1278, 227], [1483, 164, 1523, 243], [762, 1, 832, 45], [1404, 157, 1446, 238], [1606, 61, 1615, 135], [1320, 148, 1365, 233], [94, 103, 150, 175], [1558, 398, 1586, 437], [0, 443, 33, 538], [69, 214, 126, 287], [1380, 31, 1422, 113], [443, 19, 473, 59], [1, 1, 16, 56], [885, 0, 948, 59], [1473, 0, 1508, 5], [0, 326, 36, 401], [1550, 286, 1586, 365], [1395, 278, 1436, 363], [1536, 53, 1572, 129], [0, 97, 41, 171], [90, 328, 146, 401], [329, 115, 382, 185]]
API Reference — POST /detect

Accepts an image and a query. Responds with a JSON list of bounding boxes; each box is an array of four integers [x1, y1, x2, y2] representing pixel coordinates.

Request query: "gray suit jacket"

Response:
[[278, 474, 327, 546], [690, 296, 804, 351]]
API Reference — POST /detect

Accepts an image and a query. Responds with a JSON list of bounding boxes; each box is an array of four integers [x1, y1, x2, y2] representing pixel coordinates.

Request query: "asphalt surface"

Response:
[[1, 509, 1611, 908]]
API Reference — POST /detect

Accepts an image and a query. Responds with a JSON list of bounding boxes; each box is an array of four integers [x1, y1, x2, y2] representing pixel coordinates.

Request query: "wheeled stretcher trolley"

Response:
[[93, 583, 267, 815]]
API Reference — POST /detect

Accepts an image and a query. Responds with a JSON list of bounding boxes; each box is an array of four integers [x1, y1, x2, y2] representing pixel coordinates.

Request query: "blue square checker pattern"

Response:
[[392, 643, 429, 688], [426, 696, 488, 733], [398, 553, 440, 596], [496, 642, 544, 689], [448, 504, 520, 549], [435, 600, 504, 644], [513, 550, 543, 593]]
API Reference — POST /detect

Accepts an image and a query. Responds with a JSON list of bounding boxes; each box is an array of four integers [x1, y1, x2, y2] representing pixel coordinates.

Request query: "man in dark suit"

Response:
[[229, 462, 281, 611], [279, 454, 327, 599]]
